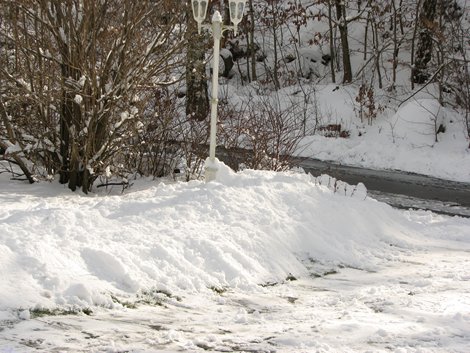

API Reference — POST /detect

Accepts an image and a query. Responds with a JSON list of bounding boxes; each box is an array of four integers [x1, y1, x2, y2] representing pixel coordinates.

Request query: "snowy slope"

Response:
[[0, 160, 463, 312], [0, 162, 388, 311], [217, 0, 470, 183], [296, 86, 470, 182]]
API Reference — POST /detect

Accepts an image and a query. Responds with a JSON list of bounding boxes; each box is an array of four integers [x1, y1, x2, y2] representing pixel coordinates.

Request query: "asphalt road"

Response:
[[299, 158, 470, 217]]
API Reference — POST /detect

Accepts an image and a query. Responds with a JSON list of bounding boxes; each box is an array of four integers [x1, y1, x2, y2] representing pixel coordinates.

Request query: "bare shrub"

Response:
[[218, 94, 310, 171], [355, 84, 383, 125], [0, 0, 186, 192], [176, 118, 209, 181], [122, 89, 183, 179]]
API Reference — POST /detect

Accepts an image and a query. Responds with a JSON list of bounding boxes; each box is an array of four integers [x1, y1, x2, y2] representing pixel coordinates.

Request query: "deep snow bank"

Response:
[[1, 163, 421, 313]]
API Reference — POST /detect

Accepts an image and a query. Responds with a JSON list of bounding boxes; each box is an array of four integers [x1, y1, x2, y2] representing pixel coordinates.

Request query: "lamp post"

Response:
[[191, 0, 247, 182]]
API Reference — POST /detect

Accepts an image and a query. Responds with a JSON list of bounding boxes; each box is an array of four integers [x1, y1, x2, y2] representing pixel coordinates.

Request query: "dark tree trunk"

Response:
[[271, 1, 281, 90], [248, 0, 257, 82], [391, 0, 400, 88], [59, 62, 82, 190], [328, 1, 336, 83], [335, 0, 353, 83], [412, 0, 438, 84], [59, 97, 70, 185], [185, 4, 209, 121]]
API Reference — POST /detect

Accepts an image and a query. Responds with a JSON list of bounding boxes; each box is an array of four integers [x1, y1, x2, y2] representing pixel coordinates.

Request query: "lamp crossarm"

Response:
[[222, 25, 237, 35], [200, 23, 237, 35]]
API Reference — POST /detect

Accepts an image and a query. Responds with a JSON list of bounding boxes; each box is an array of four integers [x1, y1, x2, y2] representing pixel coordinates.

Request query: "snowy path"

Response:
[[2, 243, 469, 353]]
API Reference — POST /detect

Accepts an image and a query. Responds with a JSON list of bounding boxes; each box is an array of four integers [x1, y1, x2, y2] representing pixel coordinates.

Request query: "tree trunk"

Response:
[[335, 0, 352, 83], [412, 0, 438, 84], [271, 1, 281, 90], [185, 3, 209, 121], [59, 63, 82, 189], [391, 0, 399, 89], [372, 21, 383, 89], [248, 0, 257, 82], [328, 1, 336, 83], [363, 11, 370, 61]]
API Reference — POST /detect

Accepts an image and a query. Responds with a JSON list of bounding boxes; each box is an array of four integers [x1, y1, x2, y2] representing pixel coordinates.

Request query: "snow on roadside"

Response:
[[0, 160, 439, 317], [292, 85, 470, 183]]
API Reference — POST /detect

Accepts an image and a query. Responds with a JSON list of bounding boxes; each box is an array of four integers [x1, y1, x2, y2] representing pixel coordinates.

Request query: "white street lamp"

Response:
[[191, 0, 209, 35], [191, 0, 247, 182], [228, 0, 246, 36]]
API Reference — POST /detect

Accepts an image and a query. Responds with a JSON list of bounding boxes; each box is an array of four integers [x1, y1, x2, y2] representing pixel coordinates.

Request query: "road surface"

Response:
[[299, 158, 470, 217]]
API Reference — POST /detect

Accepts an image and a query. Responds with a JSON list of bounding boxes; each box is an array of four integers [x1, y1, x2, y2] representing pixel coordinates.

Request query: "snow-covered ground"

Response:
[[222, 83, 470, 183], [217, 0, 470, 184], [1, 161, 469, 352], [218, 77, 470, 184], [297, 85, 470, 183], [1, 1, 469, 350]]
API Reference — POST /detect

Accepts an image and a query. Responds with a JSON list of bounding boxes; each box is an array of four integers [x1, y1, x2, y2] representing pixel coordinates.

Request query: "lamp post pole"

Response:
[[205, 11, 223, 182], [191, 0, 246, 182]]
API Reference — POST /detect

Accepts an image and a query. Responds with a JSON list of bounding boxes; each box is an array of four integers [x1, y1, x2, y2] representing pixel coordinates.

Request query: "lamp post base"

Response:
[[205, 165, 218, 182], [204, 157, 219, 182]]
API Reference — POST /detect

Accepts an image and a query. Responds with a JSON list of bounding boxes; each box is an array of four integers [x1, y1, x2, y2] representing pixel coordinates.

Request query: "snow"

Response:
[[1, 2, 470, 351], [74, 94, 83, 104], [1, 161, 469, 352], [4, 143, 22, 155], [293, 85, 470, 183], [298, 46, 330, 78]]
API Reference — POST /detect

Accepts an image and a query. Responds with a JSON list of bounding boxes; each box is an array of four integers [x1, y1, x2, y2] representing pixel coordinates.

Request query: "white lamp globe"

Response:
[[228, 0, 247, 35], [192, 0, 209, 34]]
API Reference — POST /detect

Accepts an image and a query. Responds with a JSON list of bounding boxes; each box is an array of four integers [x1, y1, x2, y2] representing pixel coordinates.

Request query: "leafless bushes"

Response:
[[219, 94, 310, 171], [355, 84, 383, 125], [117, 88, 209, 182], [0, 0, 186, 192]]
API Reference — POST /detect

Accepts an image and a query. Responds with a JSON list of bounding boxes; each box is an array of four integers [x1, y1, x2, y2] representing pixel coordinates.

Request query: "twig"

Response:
[[96, 182, 130, 188], [399, 64, 446, 108]]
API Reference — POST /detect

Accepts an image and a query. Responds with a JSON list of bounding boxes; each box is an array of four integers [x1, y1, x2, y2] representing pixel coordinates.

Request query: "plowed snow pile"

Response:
[[1, 161, 469, 353], [0, 162, 429, 311]]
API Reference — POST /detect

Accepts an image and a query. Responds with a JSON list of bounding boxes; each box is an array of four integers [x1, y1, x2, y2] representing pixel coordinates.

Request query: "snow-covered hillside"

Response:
[[296, 86, 470, 182], [215, 0, 470, 182]]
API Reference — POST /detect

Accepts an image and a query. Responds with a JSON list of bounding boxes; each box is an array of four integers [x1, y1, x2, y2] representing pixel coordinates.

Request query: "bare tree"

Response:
[[321, 0, 370, 84], [219, 93, 310, 171]]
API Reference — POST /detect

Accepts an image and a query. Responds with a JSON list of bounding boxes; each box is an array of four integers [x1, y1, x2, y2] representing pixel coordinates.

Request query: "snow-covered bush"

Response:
[[0, 0, 186, 192]]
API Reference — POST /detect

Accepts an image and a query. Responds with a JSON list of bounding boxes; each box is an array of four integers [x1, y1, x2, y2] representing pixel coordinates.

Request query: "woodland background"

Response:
[[1, 0, 469, 192]]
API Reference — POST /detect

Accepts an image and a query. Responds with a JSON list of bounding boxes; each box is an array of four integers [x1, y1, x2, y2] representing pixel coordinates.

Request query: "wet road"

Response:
[[299, 158, 470, 217]]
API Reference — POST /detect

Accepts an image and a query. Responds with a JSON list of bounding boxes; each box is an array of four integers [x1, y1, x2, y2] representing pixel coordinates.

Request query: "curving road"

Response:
[[299, 158, 470, 217]]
